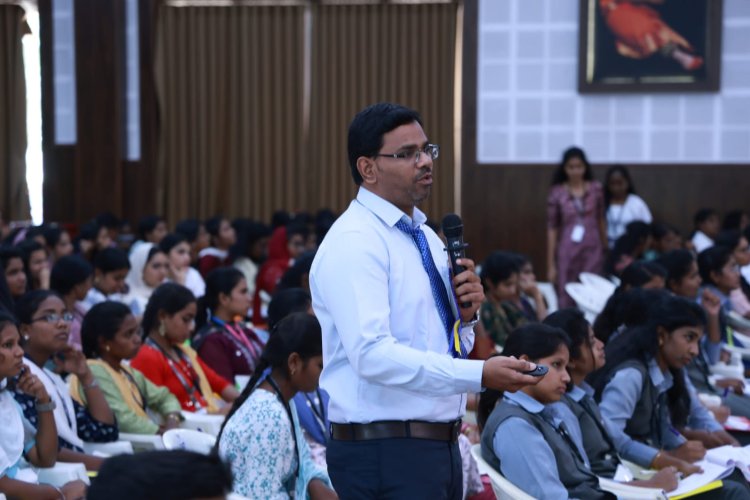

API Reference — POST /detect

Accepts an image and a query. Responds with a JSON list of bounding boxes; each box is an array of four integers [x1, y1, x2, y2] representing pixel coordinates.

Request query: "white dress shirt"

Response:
[[310, 187, 484, 424]]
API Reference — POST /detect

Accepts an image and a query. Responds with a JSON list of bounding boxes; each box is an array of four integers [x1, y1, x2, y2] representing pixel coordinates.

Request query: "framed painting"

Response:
[[578, 0, 723, 93]]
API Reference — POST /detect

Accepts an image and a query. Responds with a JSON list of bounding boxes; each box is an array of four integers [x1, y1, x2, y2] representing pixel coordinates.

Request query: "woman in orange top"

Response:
[[130, 283, 239, 413]]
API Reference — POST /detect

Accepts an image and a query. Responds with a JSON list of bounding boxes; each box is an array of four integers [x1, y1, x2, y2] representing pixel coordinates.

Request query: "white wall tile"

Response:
[[516, 98, 544, 125], [516, 131, 544, 158], [614, 97, 644, 127], [581, 130, 610, 160], [547, 29, 577, 60], [547, 98, 577, 125], [683, 130, 714, 160], [547, 131, 577, 158], [480, 98, 511, 127], [582, 97, 610, 126], [722, 97, 750, 126], [721, 131, 750, 160], [614, 131, 643, 161], [723, 60, 750, 90], [480, 1, 511, 23], [725, 0, 750, 17], [516, 63, 545, 91], [517, 0, 546, 23], [651, 131, 681, 160], [480, 131, 510, 160], [481, 31, 511, 60], [481, 63, 511, 92], [517, 31, 545, 59], [650, 97, 682, 126], [684, 96, 716, 126]]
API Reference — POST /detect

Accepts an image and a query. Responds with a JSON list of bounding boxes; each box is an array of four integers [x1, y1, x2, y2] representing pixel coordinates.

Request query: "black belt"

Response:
[[330, 420, 461, 442]]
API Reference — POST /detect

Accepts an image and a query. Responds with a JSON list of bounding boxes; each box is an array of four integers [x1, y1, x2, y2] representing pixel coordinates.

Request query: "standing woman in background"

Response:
[[603, 165, 652, 248], [547, 147, 607, 308]]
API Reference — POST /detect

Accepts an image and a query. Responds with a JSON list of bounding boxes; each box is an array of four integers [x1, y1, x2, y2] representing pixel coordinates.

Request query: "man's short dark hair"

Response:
[[347, 102, 422, 185]]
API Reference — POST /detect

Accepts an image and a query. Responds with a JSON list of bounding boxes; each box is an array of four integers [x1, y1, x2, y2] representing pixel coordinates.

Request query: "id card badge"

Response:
[[570, 224, 585, 243]]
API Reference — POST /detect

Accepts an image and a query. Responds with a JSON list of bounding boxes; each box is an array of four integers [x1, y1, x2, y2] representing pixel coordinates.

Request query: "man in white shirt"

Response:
[[691, 208, 720, 253], [310, 102, 541, 498]]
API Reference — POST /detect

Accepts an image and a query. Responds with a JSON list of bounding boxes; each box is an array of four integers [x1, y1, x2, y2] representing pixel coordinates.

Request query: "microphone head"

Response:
[[441, 213, 463, 238]]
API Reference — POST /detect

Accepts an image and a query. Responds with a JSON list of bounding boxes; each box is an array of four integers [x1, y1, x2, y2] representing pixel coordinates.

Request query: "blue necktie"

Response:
[[395, 220, 466, 358]]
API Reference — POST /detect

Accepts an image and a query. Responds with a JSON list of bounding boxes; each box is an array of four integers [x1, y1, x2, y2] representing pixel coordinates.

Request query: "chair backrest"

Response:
[[180, 410, 225, 436], [564, 282, 607, 319], [162, 428, 217, 455], [579, 272, 617, 298], [469, 444, 535, 500], [537, 282, 558, 315]]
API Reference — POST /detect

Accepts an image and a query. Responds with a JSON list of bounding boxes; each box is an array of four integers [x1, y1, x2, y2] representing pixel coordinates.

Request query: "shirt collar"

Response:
[[579, 381, 595, 398], [356, 187, 426, 228], [504, 390, 545, 414], [567, 384, 587, 402], [702, 285, 730, 308], [647, 357, 673, 393]]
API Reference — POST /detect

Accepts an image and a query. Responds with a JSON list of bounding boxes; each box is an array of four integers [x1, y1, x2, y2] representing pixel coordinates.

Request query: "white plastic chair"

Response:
[[119, 432, 165, 452], [162, 428, 217, 455], [537, 281, 559, 315], [579, 272, 617, 298], [180, 410, 225, 436], [470, 444, 534, 500], [564, 283, 606, 322], [83, 440, 134, 456], [37, 462, 91, 487]]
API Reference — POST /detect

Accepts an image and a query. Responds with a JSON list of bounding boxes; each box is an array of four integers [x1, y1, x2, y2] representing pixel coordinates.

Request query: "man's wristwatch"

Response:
[[462, 311, 480, 328], [36, 400, 57, 413]]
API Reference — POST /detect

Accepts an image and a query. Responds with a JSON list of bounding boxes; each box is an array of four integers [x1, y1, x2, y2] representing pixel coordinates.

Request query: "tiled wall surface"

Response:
[[476, 0, 750, 163]]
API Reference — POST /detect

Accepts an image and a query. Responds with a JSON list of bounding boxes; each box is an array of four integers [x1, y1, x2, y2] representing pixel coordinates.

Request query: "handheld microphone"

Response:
[[441, 213, 470, 309]]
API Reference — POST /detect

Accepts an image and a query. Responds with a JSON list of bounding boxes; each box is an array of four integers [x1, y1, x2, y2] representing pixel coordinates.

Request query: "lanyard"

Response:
[[303, 390, 327, 437], [120, 367, 146, 410], [266, 376, 300, 477], [145, 338, 205, 410], [211, 317, 262, 367]]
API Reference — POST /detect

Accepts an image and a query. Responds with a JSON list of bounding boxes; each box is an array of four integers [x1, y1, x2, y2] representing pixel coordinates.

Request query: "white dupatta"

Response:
[[25, 361, 83, 449], [0, 384, 25, 478]]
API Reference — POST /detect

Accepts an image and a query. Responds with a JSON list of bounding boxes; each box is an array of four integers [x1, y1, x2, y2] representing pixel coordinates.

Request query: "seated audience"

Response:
[[253, 223, 309, 323], [133, 215, 168, 251], [160, 233, 205, 299], [594, 293, 740, 467], [715, 230, 750, 307], [15, 290, 117, 470], [604, 221, 651, 277], [478, 324, 613, 499], [50, 255, 93, 350], [41, 225, 74, 265], [198, 216, 236, 278], [75, 222, 112, 263], [73, 301, 183, 434], [511, 253, 547, 322], [130, 283, 239, 413], [269, 288, 329, 467], [691, 208, 720, 253], [193, 268, 264, 383], [175, 218, 211, 267], [217, 313, 335, 499], [80, 247, 130, 312], [644, 223, 682, 261], [722, 210, 749, 232], [0, 310, 87, 499], [0, 246, 27, 300], [544, 308, 683, 488], [122, 243, 168, 316], [479, 251, 525, 348], [604, 164, 652, 248], [231, 219, 271, 299], [87, 450, 232, 500], [18, 239, 50, 291]]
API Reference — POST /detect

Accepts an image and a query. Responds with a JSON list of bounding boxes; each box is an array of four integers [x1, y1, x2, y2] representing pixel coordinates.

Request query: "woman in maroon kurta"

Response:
[[547, 147, 607, 308]]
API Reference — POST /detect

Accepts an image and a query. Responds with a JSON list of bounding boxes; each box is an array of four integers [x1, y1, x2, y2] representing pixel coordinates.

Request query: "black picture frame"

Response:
[[578, 0, 723, 93]]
